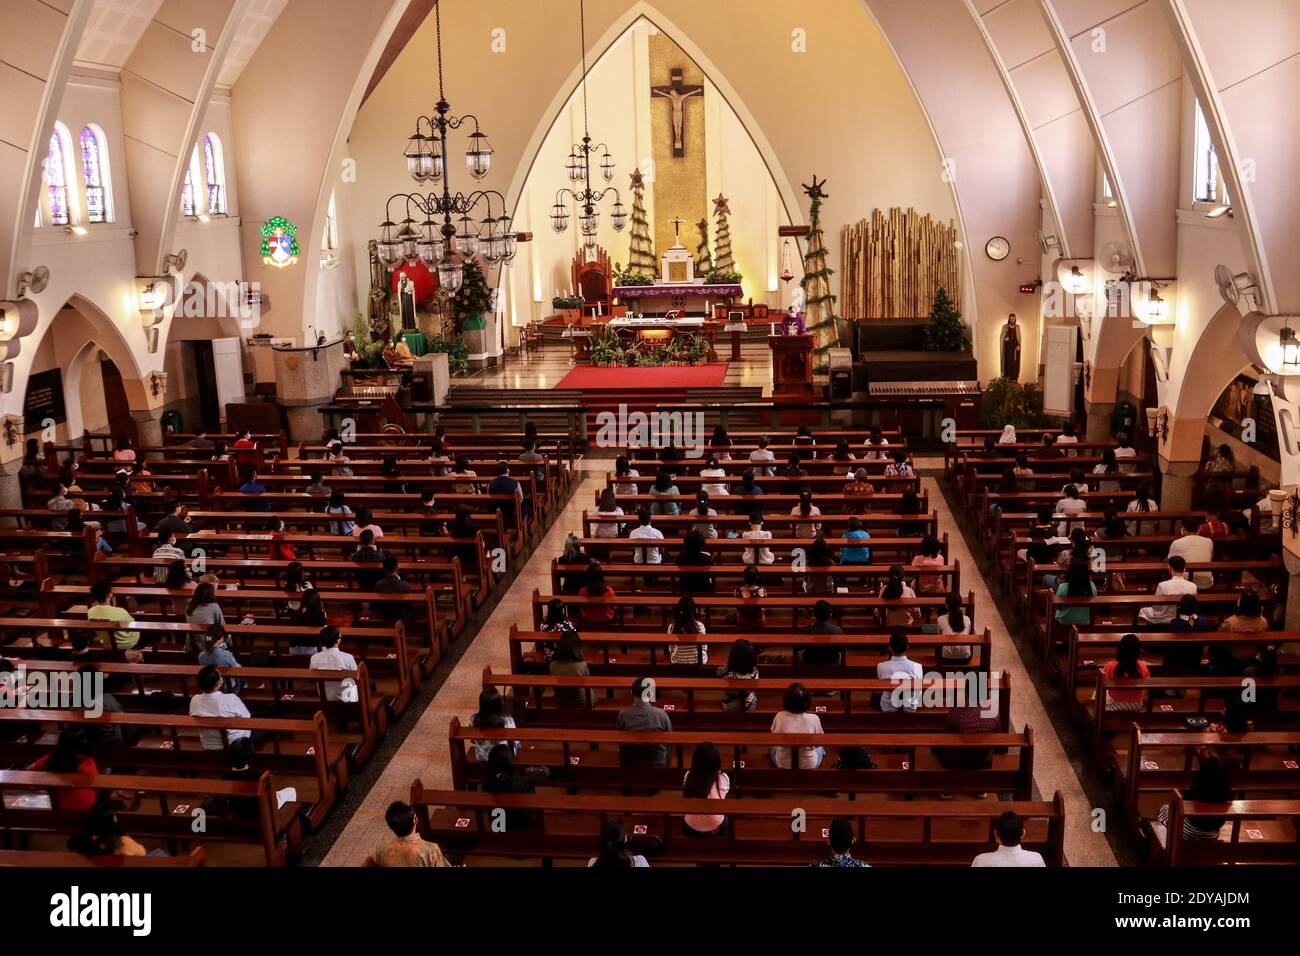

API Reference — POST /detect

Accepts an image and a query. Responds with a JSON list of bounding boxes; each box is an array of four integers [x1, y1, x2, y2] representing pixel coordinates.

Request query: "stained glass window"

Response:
[[80, 126, 110, 223], [204, 133, 226, 214], [182, 168, 196, 217], [45, 128, 70, 226]]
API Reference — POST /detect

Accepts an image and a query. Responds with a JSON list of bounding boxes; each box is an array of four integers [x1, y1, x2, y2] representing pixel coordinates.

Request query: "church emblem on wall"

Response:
[[260, 216, 300, 269]]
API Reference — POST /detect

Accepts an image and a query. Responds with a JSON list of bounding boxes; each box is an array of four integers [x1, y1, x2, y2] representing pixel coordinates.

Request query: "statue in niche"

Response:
[[1000, 313, 1022, 380]]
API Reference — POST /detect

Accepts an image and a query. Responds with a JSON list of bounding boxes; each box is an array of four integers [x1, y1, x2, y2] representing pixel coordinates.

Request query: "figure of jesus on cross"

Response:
[[652, 68, 704, 157]]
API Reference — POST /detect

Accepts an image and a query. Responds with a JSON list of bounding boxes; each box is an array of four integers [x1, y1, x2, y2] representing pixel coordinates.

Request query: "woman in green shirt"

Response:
[[649, 469, 681, 516], [1053, 558, 1097, 626]]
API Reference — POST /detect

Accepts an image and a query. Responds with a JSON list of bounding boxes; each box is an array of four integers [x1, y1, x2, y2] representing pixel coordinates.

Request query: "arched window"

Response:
[[203, 133, 227, 214], [322, 190, 339, 257], [1193, 100, 1228, 205], [181, 146, 202, 217], [79, 125, 113, 223], [43, 122, 78, 226]]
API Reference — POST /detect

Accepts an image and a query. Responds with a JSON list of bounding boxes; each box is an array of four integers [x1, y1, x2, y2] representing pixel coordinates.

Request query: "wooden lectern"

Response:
[[768, 334, 816, 401]]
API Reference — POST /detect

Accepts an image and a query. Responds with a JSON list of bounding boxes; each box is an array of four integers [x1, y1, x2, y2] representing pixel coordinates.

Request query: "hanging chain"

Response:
[[434, 0, 445, 102], [579, 0, 590, 139]]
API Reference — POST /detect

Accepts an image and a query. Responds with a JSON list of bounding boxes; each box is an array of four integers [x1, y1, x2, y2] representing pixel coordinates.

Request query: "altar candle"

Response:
[[705, 300, 710, 317]]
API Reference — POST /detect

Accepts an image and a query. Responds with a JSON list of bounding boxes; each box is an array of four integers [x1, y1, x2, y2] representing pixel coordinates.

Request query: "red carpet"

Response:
[[555, 363, 729, 390]]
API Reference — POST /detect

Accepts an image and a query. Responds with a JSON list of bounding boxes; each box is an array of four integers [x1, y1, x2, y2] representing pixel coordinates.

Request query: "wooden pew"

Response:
[[409, 785, 1067, 867], [484, 667, 1005, 725], [0, 770, 290, 865], [1088, 675, 1300, 772], [550, 559, 961, 597], [1161, 795, 1300, 866], [449, 718, 1033, 798], [39, 580, 448, 677], [0, 616, 414, 717], [507, 624, 994, 677], [12, 657, 384, 768], [1121, 728, 1300, 845], [575, 535, 945, 566], [0, 708, 346, 832], [533, 589, 976, 632]]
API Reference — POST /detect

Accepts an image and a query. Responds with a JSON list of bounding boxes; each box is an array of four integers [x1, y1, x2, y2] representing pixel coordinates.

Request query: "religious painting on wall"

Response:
[[1210, 370, 1279, 459]]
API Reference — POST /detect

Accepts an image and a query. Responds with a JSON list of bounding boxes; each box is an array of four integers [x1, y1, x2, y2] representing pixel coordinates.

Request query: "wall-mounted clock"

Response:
[[985, 236, 1010, 261]]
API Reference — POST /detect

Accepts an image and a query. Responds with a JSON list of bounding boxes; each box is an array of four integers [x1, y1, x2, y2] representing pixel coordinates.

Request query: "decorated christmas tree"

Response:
[[453, 257, 492, 332], [921, 286, 970, 352], [799, 176, 841, 355], [712, 194, 735, 272], [626, 168, 656, 273], [694, 217, 713, 274]]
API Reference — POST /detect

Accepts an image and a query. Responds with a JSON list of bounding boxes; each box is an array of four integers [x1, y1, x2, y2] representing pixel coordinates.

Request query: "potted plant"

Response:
[[350, 312, 386, 369], [426, 332, 471, 376], [588, 325, 623, 367], [614, 268, 655, 287], [703, 268, 743, 286], [552, 293, 585, 325]]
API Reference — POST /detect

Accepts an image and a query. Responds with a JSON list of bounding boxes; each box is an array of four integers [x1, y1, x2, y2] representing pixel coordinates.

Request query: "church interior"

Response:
[[1, 0, 1299, 904]]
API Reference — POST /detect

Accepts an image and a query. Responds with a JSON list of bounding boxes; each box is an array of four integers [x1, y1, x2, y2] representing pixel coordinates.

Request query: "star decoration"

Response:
[[802, 175, 829, 200], [629, 168, 644, 189], [712, 193, 731, 216]]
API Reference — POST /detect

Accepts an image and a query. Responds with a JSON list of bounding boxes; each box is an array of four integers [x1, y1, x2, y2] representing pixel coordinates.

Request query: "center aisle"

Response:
[[321, 469, 607, 866], [323, 469, 1116, 866]]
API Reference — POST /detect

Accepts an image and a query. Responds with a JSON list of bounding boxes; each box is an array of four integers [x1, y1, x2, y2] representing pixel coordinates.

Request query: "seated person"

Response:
[[972, 811, 1046, 867]]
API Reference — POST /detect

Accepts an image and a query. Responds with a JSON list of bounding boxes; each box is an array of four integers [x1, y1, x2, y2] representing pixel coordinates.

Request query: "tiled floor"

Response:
[[323, 463, 1118, 866]]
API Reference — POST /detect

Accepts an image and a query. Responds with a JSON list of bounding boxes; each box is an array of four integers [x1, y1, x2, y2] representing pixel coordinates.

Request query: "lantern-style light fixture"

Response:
[[550, 0, 626, 240], [376, 0, 516, 301], [1065, 265, 1088, 295], [1281, 325, 1300, 371]]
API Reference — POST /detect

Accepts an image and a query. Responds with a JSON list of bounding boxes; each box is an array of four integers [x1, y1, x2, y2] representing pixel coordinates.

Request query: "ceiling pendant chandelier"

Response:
[[375, 0, 516, 297], [549, 0, 627, 251]]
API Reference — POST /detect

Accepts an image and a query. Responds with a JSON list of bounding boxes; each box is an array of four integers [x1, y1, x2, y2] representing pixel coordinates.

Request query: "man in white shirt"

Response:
[[628, 508, 664, 565], [151, 530, 187, 583], [309, 625, 359, 702], [1138, 555, 1197, 625], [189, 665, 252, 750], [748, 436, 776, 477], [1167, 517, 1214, 586], [877, 630, 923, 712], [972, 811, 1047, 867]]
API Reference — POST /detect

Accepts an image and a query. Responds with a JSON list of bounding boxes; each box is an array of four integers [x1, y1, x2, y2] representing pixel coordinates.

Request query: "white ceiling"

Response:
[[74, 0, 163, 70], [72, 0, 286, 85]]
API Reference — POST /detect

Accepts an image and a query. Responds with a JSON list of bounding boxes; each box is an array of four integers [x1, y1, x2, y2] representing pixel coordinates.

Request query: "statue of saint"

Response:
[[1001, 313, 1022, 380], [398, 274, 417, 332]]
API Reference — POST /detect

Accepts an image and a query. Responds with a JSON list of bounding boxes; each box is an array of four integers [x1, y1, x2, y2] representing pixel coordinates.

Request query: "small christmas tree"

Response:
[[921, 286, 971, 352], [626, 168, 656, 273], [712, 194, 734, 272], [799, 176, 841, 355], [453, 258, 492, 332], [694, 217, 713, 274]]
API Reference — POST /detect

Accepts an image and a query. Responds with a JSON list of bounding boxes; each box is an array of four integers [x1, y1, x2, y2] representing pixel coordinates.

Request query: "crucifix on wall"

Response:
[[651, 68, 704, 157]]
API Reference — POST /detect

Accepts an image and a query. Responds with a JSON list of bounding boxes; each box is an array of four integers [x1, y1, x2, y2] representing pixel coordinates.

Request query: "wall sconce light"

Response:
[[1280, 326, 1300, 372], [148, 370, 167, 398], [137, 278, 170, 325], [1064, 265, 1088, 295], [1, 414, 21, 446], [1145, 406, 1169, 443], [1146, 287, 1167, 323]]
